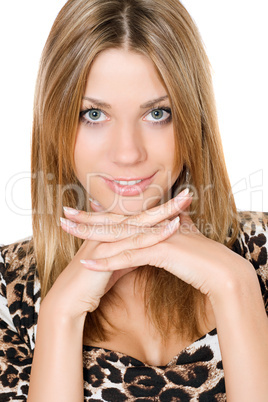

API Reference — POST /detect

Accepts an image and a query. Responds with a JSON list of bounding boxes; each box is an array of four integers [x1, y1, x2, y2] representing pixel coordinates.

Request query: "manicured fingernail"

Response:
[[164, 216, 180, 235], [174, 188, 194, 205], [80, 259, 97, 267], [60, 217, 78, 228], [89, 197, 101, 206], [63, 206, 80, 215], [179, 188, 189, 197]]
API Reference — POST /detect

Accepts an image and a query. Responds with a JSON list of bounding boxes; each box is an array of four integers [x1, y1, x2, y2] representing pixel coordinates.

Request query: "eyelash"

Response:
[[148, 107, 172, 125], [79, 107, 106, 126], [79, 106, 172, 126]]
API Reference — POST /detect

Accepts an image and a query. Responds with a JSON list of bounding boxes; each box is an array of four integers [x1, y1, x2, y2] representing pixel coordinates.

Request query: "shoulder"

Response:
[[0, 237, 40, 351], [0, 236, 35, 271], [233, 211, 268, 311], [0, 236, 37, 305], [238, 210, 268, 237], [233, 211, 268, 265]]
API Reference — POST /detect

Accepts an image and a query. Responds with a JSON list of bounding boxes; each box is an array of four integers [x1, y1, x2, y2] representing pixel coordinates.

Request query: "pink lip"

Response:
[[102, 173, 157, 196]]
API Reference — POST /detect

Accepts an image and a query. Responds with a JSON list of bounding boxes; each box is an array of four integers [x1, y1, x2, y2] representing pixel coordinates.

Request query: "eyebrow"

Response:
[[82, 95, 169, 109]]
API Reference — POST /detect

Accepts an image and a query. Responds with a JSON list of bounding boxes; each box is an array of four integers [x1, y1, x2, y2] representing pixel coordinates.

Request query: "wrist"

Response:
[[209, 260, 260, 311], [30, 299, 85, 402], [40, 297, 87, 328], [210, 265, 265, 325]]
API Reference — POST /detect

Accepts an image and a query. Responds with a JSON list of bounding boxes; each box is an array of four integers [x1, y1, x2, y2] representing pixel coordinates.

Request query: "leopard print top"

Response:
[[0, 211, 267, 401]]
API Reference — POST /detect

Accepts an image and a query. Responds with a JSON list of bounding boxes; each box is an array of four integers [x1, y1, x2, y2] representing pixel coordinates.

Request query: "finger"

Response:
[[63, 207, 126, 225], [80, 245, 151, 272], [79, 216, 180, 269], [104, 266, 139, 293], [178, 210, 200, 234], [60, 217, 173, 241], [62, 191, 187, 227], [123, 188, 193, 227], [115, 216, 180, 251], [62, 188, 192, 227], [62, 206, 173, 227], [155, 219, 171, 227], [90, 201, 105, 213]]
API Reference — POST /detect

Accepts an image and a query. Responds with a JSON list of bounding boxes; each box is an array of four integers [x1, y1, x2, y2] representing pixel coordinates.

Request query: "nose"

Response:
[[109, 122, 147, 166]]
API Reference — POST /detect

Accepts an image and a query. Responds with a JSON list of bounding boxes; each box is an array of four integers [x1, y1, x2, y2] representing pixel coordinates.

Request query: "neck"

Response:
[[107, 268, 146, 306]]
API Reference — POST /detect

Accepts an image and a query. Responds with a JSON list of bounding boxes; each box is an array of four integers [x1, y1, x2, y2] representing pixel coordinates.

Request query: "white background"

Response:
[[0, 1, 267, 245]]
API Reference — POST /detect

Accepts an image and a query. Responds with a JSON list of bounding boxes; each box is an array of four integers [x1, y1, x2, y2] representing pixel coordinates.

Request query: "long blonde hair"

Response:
[[31, 0, 239, 342]]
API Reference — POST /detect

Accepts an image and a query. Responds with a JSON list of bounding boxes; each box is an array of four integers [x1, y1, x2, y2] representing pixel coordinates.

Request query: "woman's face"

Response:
[[74, 48, 181, 215]]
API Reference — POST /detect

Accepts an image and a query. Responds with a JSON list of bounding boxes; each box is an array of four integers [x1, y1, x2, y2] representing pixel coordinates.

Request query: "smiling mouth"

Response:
[[113, 179, 143, 186], [101, 173, 157, 196]]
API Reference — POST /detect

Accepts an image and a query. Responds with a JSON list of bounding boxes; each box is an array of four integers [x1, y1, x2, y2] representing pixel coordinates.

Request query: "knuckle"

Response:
[[131, 233, 144, 248], [84, 211, 93, 223], [102, 257, 110, 267], [112, 214, 128, 223], [123, 214, 142, 226], [86, 297, 101, 312], [153, 225, 161, 235], [121, 249, 133, 263], [110, 223, 123, 237]]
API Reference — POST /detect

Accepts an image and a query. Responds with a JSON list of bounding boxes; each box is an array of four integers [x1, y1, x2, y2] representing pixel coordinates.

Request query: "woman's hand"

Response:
[[77, 205, 256, 308], [42, 189, 192, 321]]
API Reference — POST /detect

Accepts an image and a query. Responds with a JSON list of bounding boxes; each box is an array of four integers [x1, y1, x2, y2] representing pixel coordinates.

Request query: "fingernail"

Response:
[[60, 217, 78, 228], [174, 188, 189, 205], [164, 216, 180, 235], [63, 206, 80, 215], [89, 197, 101, 206], [80, 259, 97, 266], [179, 188, 189, 197]]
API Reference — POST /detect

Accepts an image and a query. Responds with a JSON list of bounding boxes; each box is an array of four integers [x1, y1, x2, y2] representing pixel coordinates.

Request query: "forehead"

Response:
[[84, 48, 168, 101]]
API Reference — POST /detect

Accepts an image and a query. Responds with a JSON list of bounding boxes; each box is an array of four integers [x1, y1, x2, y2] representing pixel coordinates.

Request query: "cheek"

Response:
[[74, 134, 84, 179], [156, 127, 177, 168], [73, 129, 96, 182], [161, 129, 181, 183]]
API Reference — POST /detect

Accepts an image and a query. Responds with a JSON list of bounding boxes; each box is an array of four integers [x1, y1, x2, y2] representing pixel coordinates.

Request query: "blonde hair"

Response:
[[31, 0, 239, 342]]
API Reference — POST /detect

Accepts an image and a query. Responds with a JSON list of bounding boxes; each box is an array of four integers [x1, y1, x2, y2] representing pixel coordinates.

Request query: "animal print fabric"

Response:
[[0, 211, 267, 401]]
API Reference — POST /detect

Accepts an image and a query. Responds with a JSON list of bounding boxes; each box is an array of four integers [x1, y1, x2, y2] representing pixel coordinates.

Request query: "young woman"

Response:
[[0, 0, 267, 400]]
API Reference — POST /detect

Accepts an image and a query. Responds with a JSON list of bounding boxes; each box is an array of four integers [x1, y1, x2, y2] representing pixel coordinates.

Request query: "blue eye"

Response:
[[143, 107, 172, 124], [87, 109, 103, 121], [80, 108, 108, 125], [151, 109, 164, 120]]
